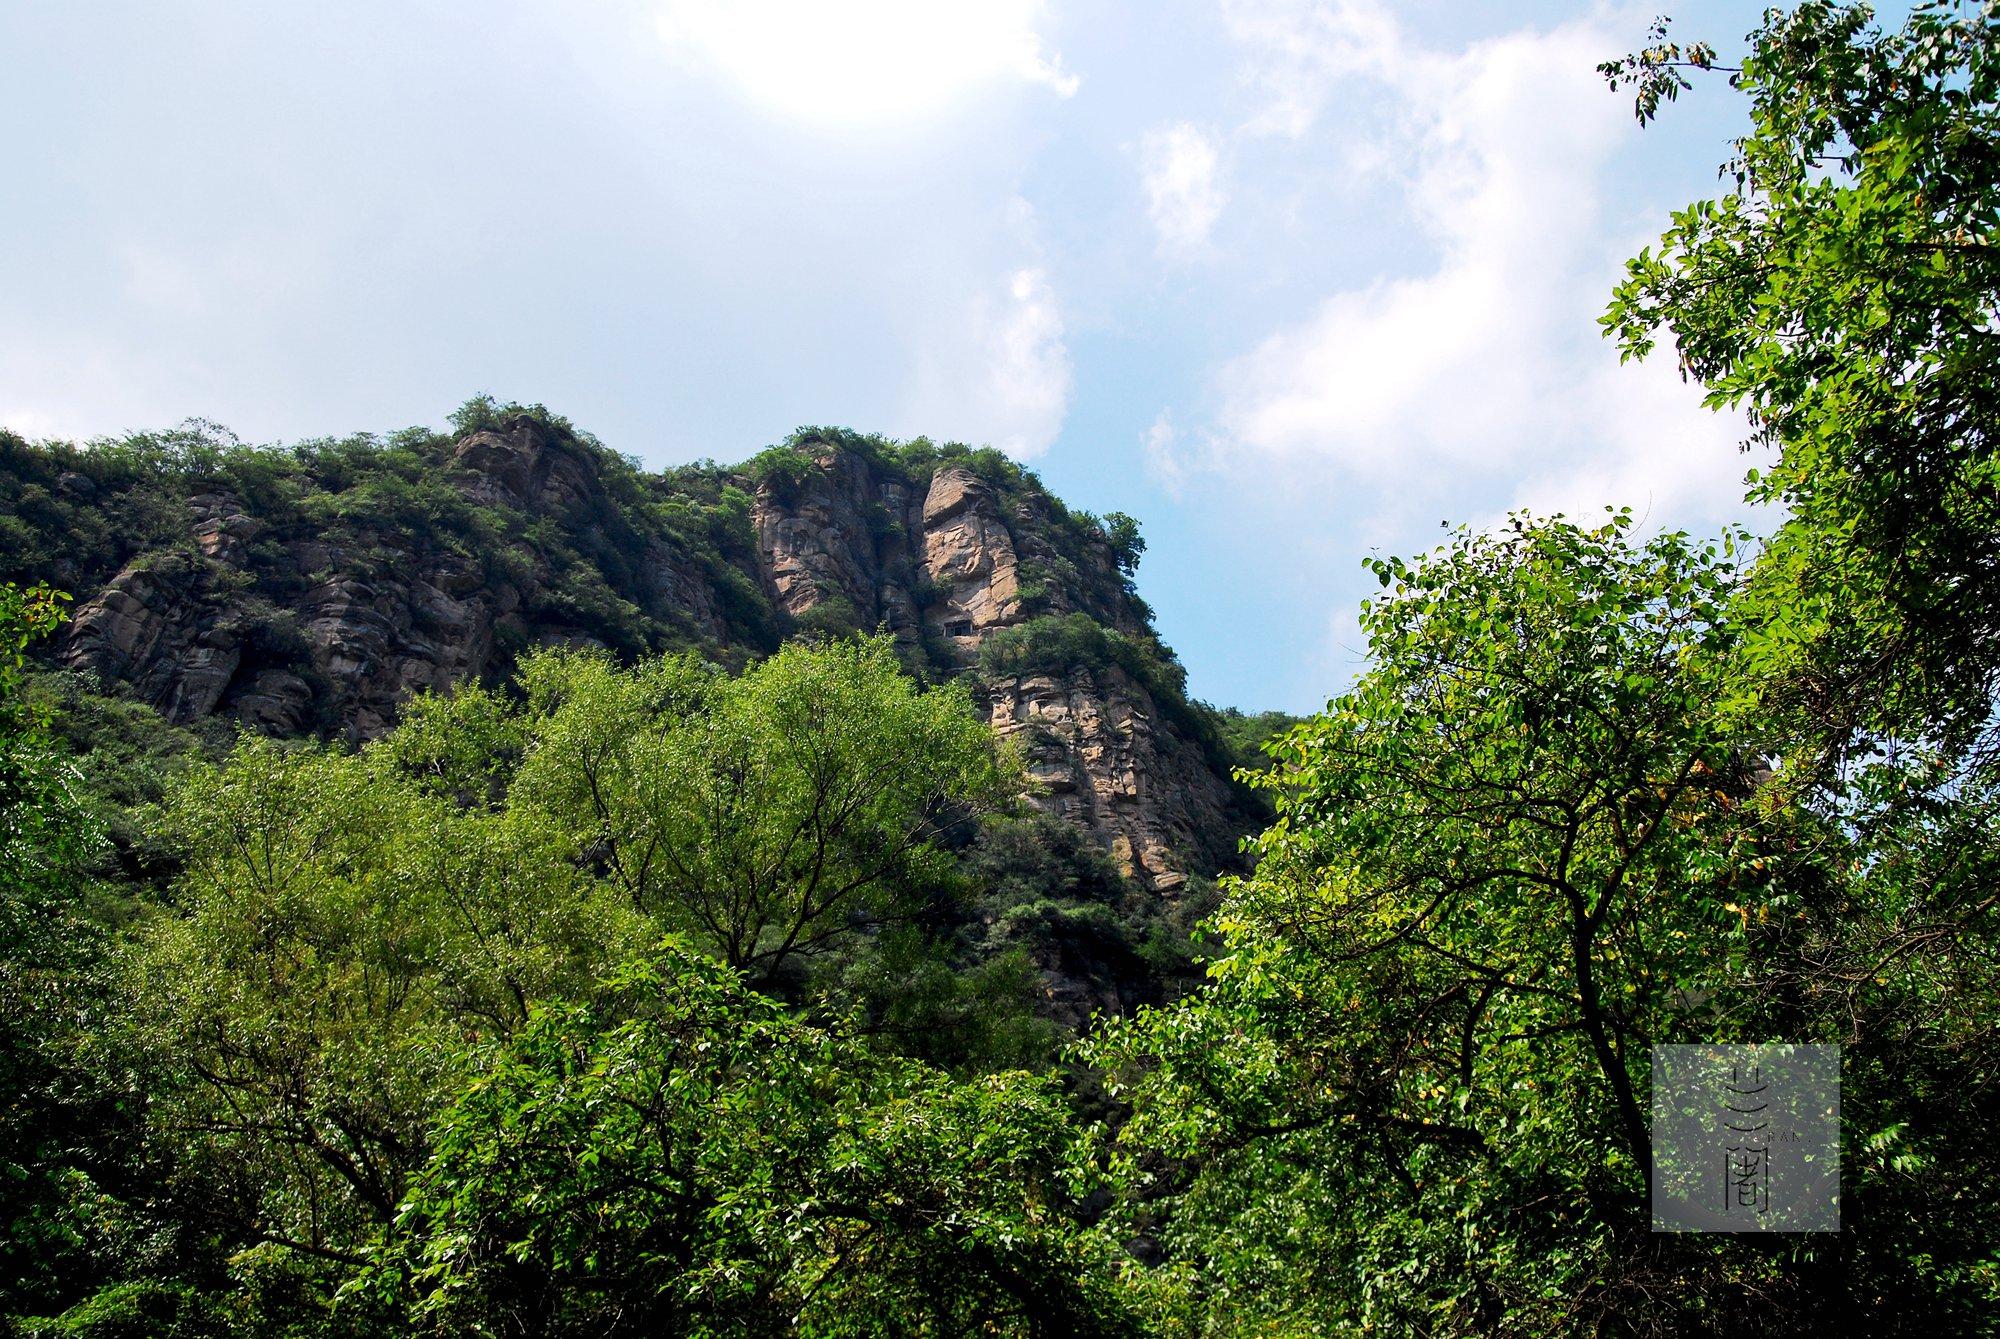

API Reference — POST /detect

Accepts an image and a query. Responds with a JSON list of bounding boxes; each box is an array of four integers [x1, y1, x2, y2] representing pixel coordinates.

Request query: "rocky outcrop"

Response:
[[61, 551, 318, 733], [46, 418, 1250, 891], [53, 416, 746, 743], [448, 419, 601, 513], [292, 568, 494, 739], [920, 468, 1023, 645], [61, 483, 507, 741], [754, 451, 906, 631], [188, 493, 265, 563], [983, 666, 1241, 891], [748, 449, 1243, 891], [62, 559, 221, 716]]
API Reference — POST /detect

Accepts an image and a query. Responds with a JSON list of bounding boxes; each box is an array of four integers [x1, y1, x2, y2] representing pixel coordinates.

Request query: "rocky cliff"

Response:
[[2, 409, 1255, 892], [743, 438, 1247, 887]]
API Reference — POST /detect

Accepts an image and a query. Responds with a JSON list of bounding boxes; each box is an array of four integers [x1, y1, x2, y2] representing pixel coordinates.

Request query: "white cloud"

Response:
[[1192, 3, 1750, 535], [970, 265, 1071, 457], [1223, 0, 1404, 138], [902, 199, 1072, 460], [1503, 355, 1752, 529], [1143, 409, 1187, 491], [1214, 18, 1629, 474], [1140, 122, 1226, 256], [1141, 1, 1759, 706], [653, 0, 1076, 133], [0, 406, 72, 442]]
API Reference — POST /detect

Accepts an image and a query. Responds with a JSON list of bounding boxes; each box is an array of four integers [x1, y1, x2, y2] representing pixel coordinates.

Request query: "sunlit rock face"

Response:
[[51, 416, 1250, 891], [917, 467, 1024, 642], [748, 446, 1245, 892], [980, 667, 1241, 894]]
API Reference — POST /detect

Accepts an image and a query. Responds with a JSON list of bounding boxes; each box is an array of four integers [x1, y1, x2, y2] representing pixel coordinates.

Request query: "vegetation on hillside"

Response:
[[0, 405, 778, 668], [3, 3, 1999, 1333]]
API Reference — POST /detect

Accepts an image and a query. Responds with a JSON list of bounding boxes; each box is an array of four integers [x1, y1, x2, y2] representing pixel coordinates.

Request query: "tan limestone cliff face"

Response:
[[63, 566, 181, 687], [61, 557, 306, 732], [919, 468, 1022, 646], [291, 567, 495, 740], [187, 493, 265, 563], [752, 451, 897, 630], [448, 418, 600, 513], [751, 460, 1047, 654], [747, 454, 1242, 892], [59, 415, 744, 742], [61, 515, 506, 741], [981, 665, 1240, 892]]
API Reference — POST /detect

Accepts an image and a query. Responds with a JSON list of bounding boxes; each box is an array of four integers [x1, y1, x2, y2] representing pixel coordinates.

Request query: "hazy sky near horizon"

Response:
[[1, 0, 1771, 713]]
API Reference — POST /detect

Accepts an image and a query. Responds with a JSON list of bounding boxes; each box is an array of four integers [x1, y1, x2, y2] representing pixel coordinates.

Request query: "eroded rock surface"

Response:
[[50, 418, 1250, 891], [748, 450, 1244, 891]]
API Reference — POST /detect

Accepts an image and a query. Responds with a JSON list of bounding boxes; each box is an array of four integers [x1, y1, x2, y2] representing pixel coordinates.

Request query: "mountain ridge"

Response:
[[0, 401, 1265, 892]]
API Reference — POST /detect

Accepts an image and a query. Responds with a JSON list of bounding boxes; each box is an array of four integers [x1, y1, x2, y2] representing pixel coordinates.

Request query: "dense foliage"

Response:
[[1080, 3, 2000, 1332], [368, 946, 1138, 1337], [0, 631, 1150, 1334], [1088, 512, 1998, 1333], [1603, 0, 2000, 759], [4, 3, 2000, 1333]]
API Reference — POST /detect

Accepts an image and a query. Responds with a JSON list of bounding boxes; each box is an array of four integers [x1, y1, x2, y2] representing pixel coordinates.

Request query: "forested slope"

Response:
[[4, 3, 2000, 1335], [1, 402, 1261, 893]]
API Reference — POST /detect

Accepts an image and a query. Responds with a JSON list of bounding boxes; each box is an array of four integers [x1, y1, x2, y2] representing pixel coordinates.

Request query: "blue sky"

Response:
[[1, 1, 1772, 713]]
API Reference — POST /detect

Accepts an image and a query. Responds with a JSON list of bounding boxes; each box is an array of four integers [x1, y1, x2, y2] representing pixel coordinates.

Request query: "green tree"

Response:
[[1102, 512, 1146, 576], [371, 943, 1138, 1337], [1603, 0, 2000, 757], [509, 637, 1016, 990], [1595, 10, 2000, 1318], [0, 585, 133, 1322], [0, 583, 84, 895], [132, 737, 646, 1262], [1088, 516, 1827, 1333], [114, 635, 1024, 1307]]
